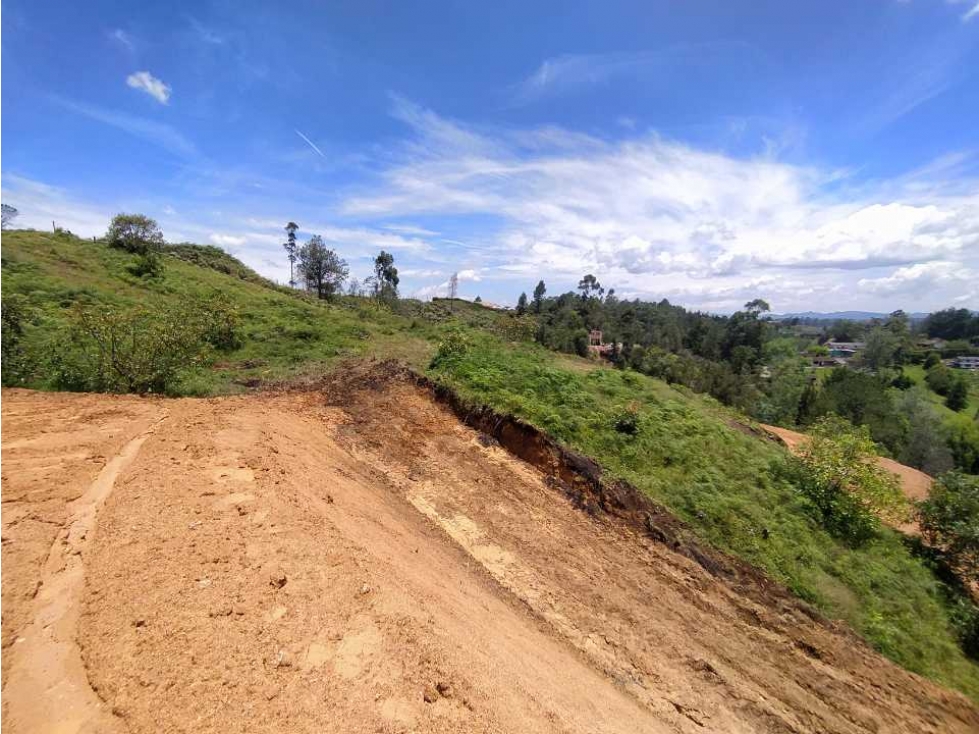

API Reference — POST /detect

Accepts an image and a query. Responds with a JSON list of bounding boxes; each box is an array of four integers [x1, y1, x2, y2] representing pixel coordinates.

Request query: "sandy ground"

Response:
[[2, 381, 977, 733]]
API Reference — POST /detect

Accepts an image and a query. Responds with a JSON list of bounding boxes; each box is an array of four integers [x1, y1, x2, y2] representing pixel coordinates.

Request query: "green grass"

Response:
[[429, 333, 979, 699], [1, 230, 510, 392], [4, 228, 978, 699], [904, 364, 979, 425]]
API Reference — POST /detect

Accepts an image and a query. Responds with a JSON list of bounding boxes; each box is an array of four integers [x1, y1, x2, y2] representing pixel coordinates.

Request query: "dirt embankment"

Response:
[[2, 374, 977, 733]]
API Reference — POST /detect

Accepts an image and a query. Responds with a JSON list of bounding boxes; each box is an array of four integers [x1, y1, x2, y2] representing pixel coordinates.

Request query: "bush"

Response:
[[919, 473, 979, 584], [429, 327, 472, 368], [787, 415, 907, 545], [946, 378, 969, 412], [53, 303, 212, 394], [193, 294, 242, 351], [106, 213, 165, 255], [128, 250, 165, 278], [612, 402, 640, 435], [926, 364, 954, 396], [1, 294, 35, 385]]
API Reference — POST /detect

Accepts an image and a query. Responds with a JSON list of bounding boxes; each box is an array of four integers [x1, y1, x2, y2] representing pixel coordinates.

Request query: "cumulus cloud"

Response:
[[339, 98, 979, 311], [126, 71, 171, 104]]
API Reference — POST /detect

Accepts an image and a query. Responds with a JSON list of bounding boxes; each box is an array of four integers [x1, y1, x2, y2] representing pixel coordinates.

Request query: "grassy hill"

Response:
[[3, 228, 978, 699]]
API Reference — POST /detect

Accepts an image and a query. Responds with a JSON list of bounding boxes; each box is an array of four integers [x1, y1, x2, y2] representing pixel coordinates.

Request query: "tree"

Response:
[[790, 415, 907, 544], [283, 222, 299, 288], [533, 280, 546, 312], [895, 388, 954, 475], [925, 308, 979, 341], [373, 251, 399, 301], [577, 274, 603, 300], [346, 278, 362, 297], [946, 377, 969, 412], [516, 292, 528, 315], [297, 236, 348, 299], [862, 327, 899, 371], [474, 295, 482, 304], [926, 364, 954, 396], [743, 298, 771, 316], [1, 204, 19, 229], [919, 472, 979, 583], [923, 352, 941, 369], [106, 213, 165, 255]]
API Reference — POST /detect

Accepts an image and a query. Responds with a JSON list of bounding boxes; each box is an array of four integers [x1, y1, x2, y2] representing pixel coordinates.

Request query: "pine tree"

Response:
[[283, 222, 299, 287]]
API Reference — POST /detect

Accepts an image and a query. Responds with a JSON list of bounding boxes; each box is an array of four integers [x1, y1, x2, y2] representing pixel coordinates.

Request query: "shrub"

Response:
[[926, 364, 954, 396], [429, 327, 472, 368], [946, 378, 969, 412], [192, 294, 242, 351], [787, 415, 907, 545], [106, 213, 165, 255], [612, 402, 640, 435], [128, 250, 165, 278], [1, 294, 35, 385], [53, 303, 211, 394], [919, 472, 979, 584]]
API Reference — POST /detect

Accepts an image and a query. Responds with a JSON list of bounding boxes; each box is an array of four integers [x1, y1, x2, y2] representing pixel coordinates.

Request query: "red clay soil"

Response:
[[2, 381, 977, 734]]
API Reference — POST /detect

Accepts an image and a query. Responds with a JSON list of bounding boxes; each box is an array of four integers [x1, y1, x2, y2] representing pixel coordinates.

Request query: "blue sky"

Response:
[[2, 0, 978, 312]]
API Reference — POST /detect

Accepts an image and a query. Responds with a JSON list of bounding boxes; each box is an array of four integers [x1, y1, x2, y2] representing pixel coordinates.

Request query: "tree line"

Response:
[[282, 222, 399, 302], [516, 275, 979, 477]]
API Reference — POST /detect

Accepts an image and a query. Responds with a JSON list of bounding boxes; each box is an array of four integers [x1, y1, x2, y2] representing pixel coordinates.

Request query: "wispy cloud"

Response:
[[109, 28, 134, 51], [126, 71, 172, 104], [54, 98, 196, 158], [188, 16, 225, 45], [295, 129, 325, 158], [962, 1, 979, 21], [508, 43, 758, 106]]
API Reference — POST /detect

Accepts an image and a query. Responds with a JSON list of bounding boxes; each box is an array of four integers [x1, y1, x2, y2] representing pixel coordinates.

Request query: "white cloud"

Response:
[[964, 2, 979, 21], [339, 98, 979, 311], [209, 233, 247, 247], [126, 71, 171, 104]]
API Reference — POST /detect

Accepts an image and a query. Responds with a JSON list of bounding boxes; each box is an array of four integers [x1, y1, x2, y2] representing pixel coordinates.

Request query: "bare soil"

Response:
[[2, 379, 977, 733]]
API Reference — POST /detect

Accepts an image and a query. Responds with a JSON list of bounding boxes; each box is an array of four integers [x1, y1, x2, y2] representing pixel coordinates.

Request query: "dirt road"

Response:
[[2, 377, 977, 733]]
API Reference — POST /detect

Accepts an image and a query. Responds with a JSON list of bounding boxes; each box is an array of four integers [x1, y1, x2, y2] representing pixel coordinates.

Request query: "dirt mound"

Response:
[[2, 378, 978, 733]]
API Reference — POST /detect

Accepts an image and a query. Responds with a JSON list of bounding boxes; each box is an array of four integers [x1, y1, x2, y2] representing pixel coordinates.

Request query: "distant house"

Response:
[[951, 355, 979, 370], [826, 341, 865, 360], [918, 337, 947, 350], [587, 329, 618, 357], [811, 356, 843, 368]]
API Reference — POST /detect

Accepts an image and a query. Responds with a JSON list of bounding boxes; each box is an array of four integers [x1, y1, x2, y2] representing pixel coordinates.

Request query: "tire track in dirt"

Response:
[[2, 414, 165, 734]]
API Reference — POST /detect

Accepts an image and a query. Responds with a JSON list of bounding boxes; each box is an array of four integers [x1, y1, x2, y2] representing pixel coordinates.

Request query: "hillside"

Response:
[[2, 228, 979, 709]]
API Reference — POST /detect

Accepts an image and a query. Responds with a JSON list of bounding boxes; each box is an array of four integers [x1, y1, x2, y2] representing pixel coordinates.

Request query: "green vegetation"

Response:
[[786, 416, 907, 544], [921, 473, 979, 585], [0, 229, 458, 393], [428, 333, 979, 699], [3, 226, 979, 699]]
